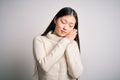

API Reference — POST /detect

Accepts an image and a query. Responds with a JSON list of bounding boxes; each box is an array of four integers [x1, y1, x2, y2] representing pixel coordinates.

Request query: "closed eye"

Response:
[[69, 24, 74, 28], [61, 19, 66, 24]]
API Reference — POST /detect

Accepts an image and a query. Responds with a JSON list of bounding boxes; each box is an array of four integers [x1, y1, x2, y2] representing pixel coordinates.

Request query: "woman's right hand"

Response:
[[65, 29, 77, 42]]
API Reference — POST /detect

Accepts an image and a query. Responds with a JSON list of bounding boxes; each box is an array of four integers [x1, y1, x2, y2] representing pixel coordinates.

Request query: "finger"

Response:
[[68, 29, 77, 36], [73, 29, 77, 35]]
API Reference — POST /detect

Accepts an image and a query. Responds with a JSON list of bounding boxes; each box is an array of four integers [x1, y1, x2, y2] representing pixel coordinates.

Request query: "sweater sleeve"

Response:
[[65, 41, 83, 78], [33, 36, 70, 73]]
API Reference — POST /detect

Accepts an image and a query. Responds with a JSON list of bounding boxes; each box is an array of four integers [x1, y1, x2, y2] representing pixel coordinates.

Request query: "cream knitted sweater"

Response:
[[33, 31, 83, 80]]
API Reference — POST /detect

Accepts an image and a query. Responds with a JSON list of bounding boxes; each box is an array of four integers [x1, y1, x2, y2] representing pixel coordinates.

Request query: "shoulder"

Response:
[[33, 35, 47, 42]]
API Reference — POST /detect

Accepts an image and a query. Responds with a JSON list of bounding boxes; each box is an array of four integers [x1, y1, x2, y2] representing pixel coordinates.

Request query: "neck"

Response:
[[46, 31, 63, 42]]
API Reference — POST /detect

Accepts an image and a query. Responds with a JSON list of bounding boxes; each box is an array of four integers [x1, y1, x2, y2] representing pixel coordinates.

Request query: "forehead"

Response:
[[59, 15, 76, 24]]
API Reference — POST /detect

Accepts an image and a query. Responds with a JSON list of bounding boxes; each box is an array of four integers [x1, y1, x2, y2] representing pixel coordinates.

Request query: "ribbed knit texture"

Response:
[[33, 31, 83, 80]]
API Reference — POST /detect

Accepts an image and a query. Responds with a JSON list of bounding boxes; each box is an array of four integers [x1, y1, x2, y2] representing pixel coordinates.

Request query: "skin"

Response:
[[54, 15, 77, 41]]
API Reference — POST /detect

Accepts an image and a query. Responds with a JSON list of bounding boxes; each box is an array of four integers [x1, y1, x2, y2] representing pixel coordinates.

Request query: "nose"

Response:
[[63, 26, 67, 30], [63, 24, 68, 30]]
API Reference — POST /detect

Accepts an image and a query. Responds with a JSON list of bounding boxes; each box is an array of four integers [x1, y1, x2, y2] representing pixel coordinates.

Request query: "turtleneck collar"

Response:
[[46, 31, 63, 42]]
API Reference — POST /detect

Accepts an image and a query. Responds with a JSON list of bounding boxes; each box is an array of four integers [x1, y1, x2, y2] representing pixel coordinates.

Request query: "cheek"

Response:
[[66, 28, 73, 34], [54, 25, 63, 33], [69, 27, 74, 31], [55, 21, 61, 28], [56, 26, 62, 31], [57, 25, 64, 30]]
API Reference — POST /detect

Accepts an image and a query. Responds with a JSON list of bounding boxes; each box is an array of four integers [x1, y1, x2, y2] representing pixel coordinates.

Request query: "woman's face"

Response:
[[54, 15, 76, 37]]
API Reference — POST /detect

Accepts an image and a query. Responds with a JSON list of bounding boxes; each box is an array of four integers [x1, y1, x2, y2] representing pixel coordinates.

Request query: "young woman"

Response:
[[33, 7, 83, 80]]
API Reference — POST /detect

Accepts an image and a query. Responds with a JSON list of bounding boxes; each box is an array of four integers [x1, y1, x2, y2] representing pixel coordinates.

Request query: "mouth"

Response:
[[61, 30, 67, 34]]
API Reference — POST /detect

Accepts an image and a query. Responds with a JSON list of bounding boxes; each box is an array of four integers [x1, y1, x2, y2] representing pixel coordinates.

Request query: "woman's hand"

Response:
[[65, 29, 77, 42]]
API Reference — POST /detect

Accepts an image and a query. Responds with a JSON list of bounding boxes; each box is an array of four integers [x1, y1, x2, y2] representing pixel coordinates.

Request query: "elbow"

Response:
[[74, 67, 83, 78], [70, 65, 84, 78], [77, 65, 83, 77], [79, 65, 83, 75]]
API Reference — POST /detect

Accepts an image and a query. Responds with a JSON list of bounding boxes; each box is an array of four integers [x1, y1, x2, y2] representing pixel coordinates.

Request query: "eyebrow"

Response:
[[61, 18, 75, 24]]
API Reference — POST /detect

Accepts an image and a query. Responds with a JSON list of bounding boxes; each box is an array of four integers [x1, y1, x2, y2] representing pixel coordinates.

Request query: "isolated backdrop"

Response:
[[0, 0, 120, 80]]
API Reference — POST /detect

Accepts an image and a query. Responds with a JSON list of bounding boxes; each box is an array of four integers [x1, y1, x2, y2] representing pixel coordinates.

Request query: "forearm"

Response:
[[34, 37, 70, 72], [65, 41, 83, 78]]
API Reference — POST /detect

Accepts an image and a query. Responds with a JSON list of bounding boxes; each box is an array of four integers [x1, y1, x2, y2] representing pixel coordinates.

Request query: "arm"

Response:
[[65, 41, 83, 78], [64, 29, 83, 78], [33, 36, 70, 73]]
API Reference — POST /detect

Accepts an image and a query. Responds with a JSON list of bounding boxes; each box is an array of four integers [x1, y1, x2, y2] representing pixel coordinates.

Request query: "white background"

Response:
[[0, 0, 120, 80]]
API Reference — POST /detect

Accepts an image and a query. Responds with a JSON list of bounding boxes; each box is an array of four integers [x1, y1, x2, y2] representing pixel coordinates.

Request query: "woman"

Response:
[[33, 7, 83, 80]]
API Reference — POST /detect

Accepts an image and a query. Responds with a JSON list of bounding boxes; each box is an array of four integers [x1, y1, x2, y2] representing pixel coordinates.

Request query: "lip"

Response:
[[61, 30, 67, 33]]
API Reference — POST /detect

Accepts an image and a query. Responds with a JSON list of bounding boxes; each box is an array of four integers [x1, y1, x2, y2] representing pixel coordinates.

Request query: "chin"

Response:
[[57, 34, 65, 37], [60, 34, 66, 37]]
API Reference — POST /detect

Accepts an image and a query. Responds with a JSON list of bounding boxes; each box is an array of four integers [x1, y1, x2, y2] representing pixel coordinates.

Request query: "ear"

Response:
[[54, 17, 57, 24]]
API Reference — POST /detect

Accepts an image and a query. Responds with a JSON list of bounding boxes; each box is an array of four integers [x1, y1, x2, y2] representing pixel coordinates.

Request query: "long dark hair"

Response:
[[42, 7, 80, 51]]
